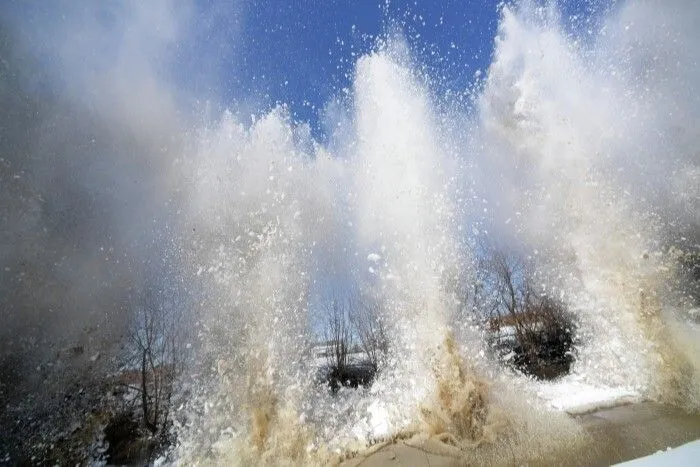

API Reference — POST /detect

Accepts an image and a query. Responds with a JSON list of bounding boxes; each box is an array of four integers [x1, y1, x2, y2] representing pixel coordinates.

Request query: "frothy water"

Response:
[[170, 2, 699, 464]]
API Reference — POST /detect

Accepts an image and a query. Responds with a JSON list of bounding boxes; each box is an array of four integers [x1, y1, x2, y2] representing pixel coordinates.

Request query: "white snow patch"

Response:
[[535, 380, 641, 414], [614, 440, 700, 466]]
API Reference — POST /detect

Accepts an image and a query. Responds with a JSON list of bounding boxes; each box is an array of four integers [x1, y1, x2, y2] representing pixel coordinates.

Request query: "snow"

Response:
[[614, 440, 700, 466], [535, 379, 641, 414]]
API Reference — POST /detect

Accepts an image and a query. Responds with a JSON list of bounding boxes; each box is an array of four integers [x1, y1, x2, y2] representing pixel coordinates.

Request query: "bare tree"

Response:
[[479, 247, 576, 379], [125, 290, 185, 435], [349, 294, 388, 373], [486, 250, 535, 346], [323, 297, 352, 380]]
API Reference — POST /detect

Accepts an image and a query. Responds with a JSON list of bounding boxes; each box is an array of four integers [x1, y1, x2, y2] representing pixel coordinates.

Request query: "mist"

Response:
[[1, 0, 699, 464], [0, 0, 196, 436]]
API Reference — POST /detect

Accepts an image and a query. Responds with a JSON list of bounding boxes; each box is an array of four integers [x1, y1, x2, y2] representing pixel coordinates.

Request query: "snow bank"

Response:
[[535, 379, 641, 414], [614, 440, 700, 466]]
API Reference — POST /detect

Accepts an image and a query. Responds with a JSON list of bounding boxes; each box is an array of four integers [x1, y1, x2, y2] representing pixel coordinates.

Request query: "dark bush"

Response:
[[477, 247, 578, 380], [318, 362, 376, 393], [498, 297, 577, 380], [104, 412, 151, 465], [513, 321, 576, 378]]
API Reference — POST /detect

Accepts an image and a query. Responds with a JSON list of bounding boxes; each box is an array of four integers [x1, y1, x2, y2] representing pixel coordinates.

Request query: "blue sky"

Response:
[[158, 0, 508, 140], [182, 0, 608, 137], [2, 0, 606, 138], [213, 0, 500, 131]]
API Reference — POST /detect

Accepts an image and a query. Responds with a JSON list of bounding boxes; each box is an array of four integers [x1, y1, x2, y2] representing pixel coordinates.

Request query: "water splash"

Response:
[[474, 1, 700, 409], [173, 1, 700, 464]]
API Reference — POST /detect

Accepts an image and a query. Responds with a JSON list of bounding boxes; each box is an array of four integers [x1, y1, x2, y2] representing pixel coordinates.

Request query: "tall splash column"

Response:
[[351, 48, 475, 430], [176, 109, 318, 462]]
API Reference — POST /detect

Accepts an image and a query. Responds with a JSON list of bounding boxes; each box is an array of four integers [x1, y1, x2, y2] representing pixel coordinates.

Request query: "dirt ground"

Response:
[[341, 402, 700, 466]]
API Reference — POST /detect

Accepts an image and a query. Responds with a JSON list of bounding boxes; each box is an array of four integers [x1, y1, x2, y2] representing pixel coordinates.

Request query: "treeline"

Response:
[[316, 246, 579, 390]]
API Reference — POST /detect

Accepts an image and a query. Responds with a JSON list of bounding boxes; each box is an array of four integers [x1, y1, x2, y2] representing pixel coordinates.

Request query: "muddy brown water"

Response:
[[341, 402, 700, 466]]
